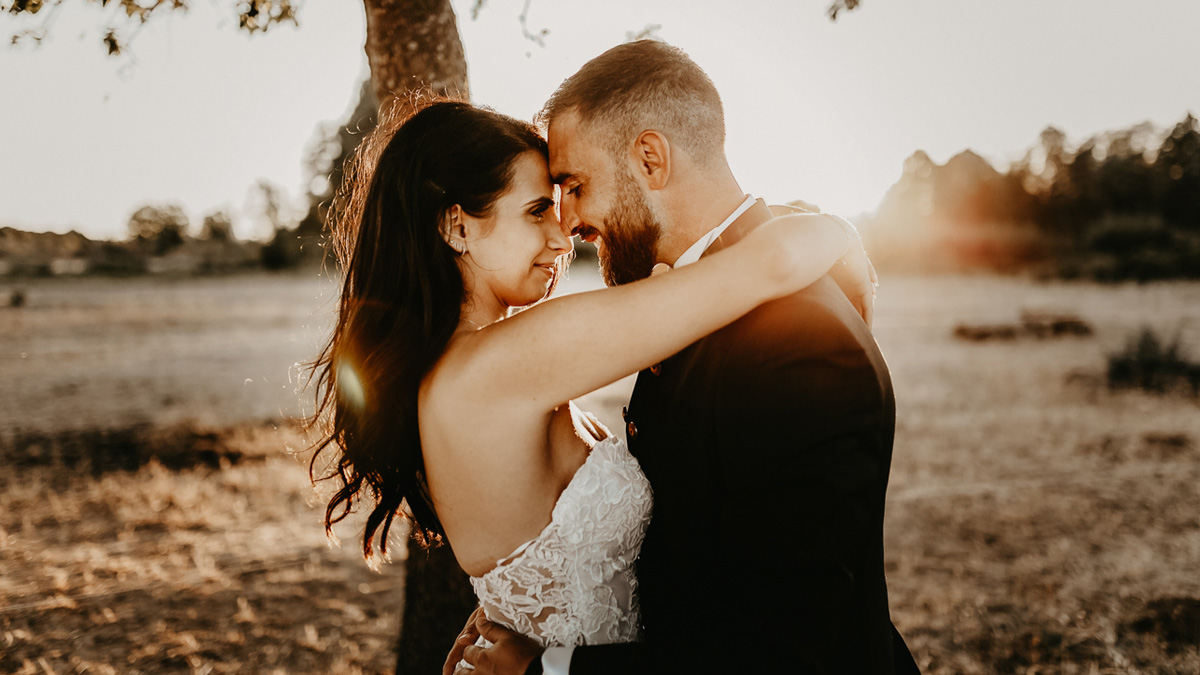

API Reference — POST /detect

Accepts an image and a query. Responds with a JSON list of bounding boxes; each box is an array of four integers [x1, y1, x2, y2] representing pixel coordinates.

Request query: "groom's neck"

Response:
[[657, 163, 748, 266]]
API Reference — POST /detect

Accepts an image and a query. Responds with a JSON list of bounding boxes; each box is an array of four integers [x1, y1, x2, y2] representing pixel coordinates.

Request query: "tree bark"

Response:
[[362, 0, 470, 109], [359, 3, 476, 672], [395, 543, 480, 674]]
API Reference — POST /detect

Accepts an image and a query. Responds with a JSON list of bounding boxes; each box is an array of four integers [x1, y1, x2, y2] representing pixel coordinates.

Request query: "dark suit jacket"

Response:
[[568, 200, 919, 674]]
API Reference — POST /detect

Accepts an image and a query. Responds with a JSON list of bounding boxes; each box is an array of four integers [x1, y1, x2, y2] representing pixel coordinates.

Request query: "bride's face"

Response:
[[459, 151, 573, 308]]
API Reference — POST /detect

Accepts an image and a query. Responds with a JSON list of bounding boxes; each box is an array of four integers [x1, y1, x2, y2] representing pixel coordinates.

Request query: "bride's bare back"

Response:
[[420, 355, 596, 577]]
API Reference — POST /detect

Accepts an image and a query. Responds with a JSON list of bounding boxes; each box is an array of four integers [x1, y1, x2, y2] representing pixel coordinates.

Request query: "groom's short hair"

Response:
[[538, 40, 726, 167]]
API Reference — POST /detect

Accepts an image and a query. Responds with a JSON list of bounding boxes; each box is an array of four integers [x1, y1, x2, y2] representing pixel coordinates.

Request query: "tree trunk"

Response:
[[359, 2, 477, 672], [395, 543, 480, 674], [362, 0, 470, 109]]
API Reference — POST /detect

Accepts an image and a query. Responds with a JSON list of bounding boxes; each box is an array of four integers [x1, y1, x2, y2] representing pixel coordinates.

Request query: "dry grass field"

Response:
[[875, 276, 1200, 675], [2, 269, 1199, 674]]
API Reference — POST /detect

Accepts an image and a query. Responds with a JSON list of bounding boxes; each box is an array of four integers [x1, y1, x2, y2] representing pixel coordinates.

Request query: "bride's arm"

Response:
[[447, 212, 855, 412]]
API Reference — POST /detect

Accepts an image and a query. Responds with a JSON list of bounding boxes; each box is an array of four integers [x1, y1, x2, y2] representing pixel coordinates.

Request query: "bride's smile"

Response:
[[449, 151, 572, 322]]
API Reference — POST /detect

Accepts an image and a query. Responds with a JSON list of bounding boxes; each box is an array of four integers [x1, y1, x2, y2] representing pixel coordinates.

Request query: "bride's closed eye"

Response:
[[528, 197, 555, 221]]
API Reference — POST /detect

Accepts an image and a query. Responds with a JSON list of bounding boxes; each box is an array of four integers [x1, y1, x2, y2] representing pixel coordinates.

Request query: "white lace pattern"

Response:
[[468, 436, 653, 648]]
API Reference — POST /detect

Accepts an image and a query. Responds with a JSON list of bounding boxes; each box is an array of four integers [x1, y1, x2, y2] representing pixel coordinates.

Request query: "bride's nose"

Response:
[[547, 215, 573, 255]]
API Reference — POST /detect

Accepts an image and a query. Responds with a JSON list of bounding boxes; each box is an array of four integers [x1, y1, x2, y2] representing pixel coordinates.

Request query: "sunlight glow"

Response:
[[336, 360, 366, 410]]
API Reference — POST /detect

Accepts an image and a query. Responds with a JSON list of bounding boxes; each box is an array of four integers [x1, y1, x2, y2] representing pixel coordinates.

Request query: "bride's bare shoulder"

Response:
[[419, 329, 524, 424], [418, 337, 471, 420]]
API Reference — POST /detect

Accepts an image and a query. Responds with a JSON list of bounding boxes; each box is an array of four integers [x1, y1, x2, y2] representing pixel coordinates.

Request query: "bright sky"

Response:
[[2, 0, 1199, 240]]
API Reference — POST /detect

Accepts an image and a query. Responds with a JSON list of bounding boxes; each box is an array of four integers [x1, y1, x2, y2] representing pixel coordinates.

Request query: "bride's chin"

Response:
[[509, 288, 549, 307]]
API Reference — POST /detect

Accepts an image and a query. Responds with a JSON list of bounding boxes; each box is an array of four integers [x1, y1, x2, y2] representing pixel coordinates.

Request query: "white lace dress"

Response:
[[468, 435, 654, 648]]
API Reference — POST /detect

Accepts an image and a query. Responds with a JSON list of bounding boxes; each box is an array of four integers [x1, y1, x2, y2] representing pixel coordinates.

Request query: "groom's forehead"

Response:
[[548, 114, 606, 182]]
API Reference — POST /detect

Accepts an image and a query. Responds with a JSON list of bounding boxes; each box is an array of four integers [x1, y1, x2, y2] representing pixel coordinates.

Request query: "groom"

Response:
[[450, 40, 919, 675]]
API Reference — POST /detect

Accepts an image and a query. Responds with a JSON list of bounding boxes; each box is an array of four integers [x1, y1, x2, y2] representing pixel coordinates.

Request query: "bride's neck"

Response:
[[458, 293, 506, 333]]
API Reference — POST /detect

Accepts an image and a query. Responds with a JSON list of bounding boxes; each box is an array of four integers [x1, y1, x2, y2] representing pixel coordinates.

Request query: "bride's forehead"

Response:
[[497, 155, 553, 200], [507, 151, 549, 179]]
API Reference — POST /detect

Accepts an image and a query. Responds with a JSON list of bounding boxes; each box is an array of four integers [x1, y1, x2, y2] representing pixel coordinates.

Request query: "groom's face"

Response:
[[548, 112, 664, 287]]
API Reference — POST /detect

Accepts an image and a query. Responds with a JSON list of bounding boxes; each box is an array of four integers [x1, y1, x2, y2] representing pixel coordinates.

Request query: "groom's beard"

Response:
[[598, 182, 663, 287]]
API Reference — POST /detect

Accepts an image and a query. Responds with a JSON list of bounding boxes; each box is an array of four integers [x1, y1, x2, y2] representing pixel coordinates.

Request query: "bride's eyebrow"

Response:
[[524, 196, 555, 211]]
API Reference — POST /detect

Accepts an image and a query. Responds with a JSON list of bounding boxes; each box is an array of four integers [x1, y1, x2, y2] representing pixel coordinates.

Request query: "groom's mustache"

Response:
[[575, 225, 602, 244]]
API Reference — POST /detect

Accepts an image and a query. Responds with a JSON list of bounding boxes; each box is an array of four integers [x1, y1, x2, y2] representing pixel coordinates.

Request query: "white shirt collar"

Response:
[[671, 194, 757, 268]]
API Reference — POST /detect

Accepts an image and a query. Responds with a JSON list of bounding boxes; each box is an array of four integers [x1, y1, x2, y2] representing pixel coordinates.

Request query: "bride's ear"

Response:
[[440, 205, 468, 255]]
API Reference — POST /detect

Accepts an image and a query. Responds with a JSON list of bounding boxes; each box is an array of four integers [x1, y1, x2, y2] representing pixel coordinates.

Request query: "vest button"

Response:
[[650, 363, 662, 376], [627, 421, 638, 439]]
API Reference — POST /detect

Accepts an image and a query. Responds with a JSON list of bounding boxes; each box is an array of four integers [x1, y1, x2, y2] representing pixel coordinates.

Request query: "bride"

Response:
[[307, 99, 873, 668]]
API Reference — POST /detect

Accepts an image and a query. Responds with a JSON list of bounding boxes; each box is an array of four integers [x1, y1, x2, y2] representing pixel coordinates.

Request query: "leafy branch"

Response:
[[6, 0, 862, 57], [4, 0, 298, 55], [828, 0, 860, 21]]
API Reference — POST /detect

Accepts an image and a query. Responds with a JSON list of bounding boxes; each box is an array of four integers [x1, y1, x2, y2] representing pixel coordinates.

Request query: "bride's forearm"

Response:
[[450, 214, 849, 413], [745, 213, 851, 300]]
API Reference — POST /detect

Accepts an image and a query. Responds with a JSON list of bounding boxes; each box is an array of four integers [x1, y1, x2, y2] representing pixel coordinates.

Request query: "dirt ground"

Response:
[[2, 270, 1199, 674]]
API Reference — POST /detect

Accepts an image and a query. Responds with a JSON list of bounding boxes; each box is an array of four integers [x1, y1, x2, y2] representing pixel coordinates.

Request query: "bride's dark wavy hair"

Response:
[[306, 95, 550, 564]]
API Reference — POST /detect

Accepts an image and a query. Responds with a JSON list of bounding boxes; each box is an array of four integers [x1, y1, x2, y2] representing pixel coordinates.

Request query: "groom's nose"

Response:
[[559, 195, 583, 235]]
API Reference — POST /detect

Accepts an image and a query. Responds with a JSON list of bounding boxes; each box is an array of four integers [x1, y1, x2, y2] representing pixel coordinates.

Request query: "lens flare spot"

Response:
[[337, 361, 366, 410]]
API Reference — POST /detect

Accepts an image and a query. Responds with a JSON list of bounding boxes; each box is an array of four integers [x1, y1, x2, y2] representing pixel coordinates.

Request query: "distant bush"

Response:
[[128, 204, 188, 256], [1086, 217, 1176, 255], [1068, 215, 1200, 282], [200, 211, 236, 242], [260, 234, 293, 270], [1106, 327, 1200, 396], [954, 311, 1093, 342]]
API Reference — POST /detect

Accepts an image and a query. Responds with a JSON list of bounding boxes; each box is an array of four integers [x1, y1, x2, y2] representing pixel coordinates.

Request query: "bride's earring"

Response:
[[444, 207, 468, 256]]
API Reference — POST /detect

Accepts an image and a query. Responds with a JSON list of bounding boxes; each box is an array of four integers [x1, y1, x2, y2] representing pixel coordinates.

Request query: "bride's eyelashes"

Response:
[[527, 197, 555, 221]]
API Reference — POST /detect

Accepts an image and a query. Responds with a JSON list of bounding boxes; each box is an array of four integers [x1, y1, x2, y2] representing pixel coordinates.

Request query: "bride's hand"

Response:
[[826, 216, 877, 328], [750, 213, 876, 328]]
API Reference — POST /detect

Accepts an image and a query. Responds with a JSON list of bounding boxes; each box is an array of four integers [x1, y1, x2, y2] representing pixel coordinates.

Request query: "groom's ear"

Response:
[[632, 130, 671, 191]]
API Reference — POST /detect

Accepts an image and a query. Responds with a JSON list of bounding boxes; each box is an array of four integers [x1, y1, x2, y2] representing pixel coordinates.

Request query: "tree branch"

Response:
[[4, 0, 299, 56], [827, 0, 860, 21]]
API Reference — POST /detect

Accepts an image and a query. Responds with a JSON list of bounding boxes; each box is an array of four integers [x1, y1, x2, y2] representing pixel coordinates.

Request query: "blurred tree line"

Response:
[[1018, 115, 1200, 280], [865, 114, 1200, 281], [106, 83, 378, 273]]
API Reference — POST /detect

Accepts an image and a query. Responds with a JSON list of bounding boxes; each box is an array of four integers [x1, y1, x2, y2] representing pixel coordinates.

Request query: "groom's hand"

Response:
[[443, 607, 484, 675], [454, 613, 544, 675]]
